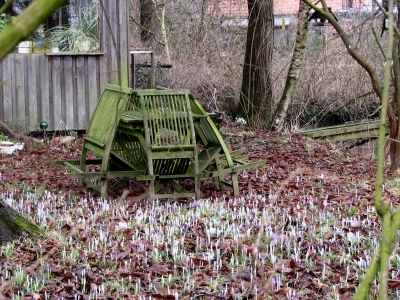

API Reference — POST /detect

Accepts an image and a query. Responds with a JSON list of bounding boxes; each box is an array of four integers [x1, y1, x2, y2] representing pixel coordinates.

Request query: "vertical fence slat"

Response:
[[28, 55, 39, 128], [14, 55, 26, 120], [76, 56, 86, 129], [40, 55, 50, 127], [109, 2, 119, 84], [88, 56, 99, 120], [118, 0, 129, 86], [64, 56, 75, 130], [2, 56, 12, 121], [51, 57, 63, 130]]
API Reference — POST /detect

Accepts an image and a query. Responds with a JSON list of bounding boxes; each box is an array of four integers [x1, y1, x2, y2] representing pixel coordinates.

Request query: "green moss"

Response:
[[11, 213, 43, 236], [0, 202, 43, 243]]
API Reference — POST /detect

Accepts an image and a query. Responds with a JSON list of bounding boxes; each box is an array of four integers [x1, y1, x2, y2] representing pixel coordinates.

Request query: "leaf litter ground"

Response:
[[0, 122, 399, 299]]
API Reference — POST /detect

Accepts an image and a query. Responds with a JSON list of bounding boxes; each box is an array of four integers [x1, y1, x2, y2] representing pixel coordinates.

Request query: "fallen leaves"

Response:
[[0, 123, 399, 298]]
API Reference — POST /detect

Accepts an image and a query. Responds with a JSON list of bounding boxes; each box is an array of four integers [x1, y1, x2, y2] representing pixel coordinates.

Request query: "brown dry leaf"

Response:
[[236, 268, 252, 281], [118, 267, 132, 276], [189, 257, 209, 268], [388, 279, 400, 288], [150, 294, 176, 300]]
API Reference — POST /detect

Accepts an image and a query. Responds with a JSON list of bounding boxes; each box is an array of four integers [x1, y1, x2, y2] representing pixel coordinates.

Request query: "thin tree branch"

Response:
[[0, 0, 67, 61], [0, 0, 12, 16], [0, 120, 42, 143], [371, 7, 386, 58], [129, 15, 165, 46]]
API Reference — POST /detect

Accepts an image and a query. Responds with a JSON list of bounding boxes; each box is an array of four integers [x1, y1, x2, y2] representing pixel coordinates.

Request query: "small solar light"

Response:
[[40, 121, 48, 139], [40, 121, 48, 130]]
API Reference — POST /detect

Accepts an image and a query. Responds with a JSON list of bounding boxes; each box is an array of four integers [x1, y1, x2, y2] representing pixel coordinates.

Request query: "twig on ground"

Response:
[[0, 120, 42, 144]]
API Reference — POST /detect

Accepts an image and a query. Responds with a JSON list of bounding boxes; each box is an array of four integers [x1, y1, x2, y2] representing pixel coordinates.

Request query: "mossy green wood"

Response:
[[136, 89, 200, 199], [59, 84, 138, 198], [0, 201, 43, 245], [298, 120, 389, 141], [188, 94, 267, 196]]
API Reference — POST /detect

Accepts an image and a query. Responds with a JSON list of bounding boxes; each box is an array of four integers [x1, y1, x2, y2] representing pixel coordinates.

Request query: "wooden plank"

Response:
[[135, 89, 190, 96], [99, 1, 112, 83], [118, 0, 129, 86], [99, 55, 108, 93], [299, 120, 381, 136], [63, 56, 75, 130], [326, 127, 388, 142], [2, 56, 12, 121], [51, 57, 63, 130], [10, 56, 17, 120], [88, 57, 99, 120], [76, 56, 87, 129], [299, 122, 382, 138], [298, 119, 389, 142], [108, 2, 119, 84], [40, 54, 51, 129], [14, 55, 26, 120], [28, 55, 39, 127]]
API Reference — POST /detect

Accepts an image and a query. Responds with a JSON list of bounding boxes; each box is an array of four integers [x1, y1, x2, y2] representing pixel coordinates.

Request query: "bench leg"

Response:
[[149, 180, 155, 200], [101, 178, 108, 199], [194, 176, 200, 199], [231, 173, 239, 196]]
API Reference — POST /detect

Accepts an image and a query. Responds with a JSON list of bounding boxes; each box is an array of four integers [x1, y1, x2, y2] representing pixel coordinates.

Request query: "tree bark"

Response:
[[348, 1, 400, 298], [139, 0, 155, 42], [389, 4, 400, 171], [240, 0, 274, 128], [151, 0, 170, 63], [0, 201, 42, 245], [269, 1, 310, 131]]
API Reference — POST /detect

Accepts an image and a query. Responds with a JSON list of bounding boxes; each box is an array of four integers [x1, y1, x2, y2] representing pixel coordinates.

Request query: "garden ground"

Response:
[[0, 121, 399, 299]]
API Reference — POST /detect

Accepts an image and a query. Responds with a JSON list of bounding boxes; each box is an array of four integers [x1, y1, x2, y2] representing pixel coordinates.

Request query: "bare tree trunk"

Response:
[[240, 0, 274, 128], [269, 1, 310, 131], [390, 4, 400, 171], [152, 1, 170, 64], [139, 0, 155, 42], [354, 2, 400, 299]]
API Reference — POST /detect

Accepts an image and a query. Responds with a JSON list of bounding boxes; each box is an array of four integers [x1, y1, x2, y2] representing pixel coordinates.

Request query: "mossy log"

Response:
[[0, 201, 42, 245]]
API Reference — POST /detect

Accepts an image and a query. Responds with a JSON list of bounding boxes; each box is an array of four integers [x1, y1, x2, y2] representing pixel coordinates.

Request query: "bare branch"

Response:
[[129, 15, 166, 46]]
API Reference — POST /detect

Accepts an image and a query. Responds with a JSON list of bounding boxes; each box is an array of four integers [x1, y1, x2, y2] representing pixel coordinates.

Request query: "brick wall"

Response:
[[215, 0, 373, 17]]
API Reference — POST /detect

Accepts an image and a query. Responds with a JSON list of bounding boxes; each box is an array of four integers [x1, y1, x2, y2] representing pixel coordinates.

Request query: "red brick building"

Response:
[[214, 0, 373, 17]]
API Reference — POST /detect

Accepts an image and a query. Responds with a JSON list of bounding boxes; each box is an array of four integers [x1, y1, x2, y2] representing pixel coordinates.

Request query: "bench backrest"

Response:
[[87, 84, 134, 147], [134, 89, 198, 175]]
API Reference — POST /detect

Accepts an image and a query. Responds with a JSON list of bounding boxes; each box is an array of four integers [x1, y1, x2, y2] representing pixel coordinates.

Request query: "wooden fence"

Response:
[[0, 0, 129, 132]]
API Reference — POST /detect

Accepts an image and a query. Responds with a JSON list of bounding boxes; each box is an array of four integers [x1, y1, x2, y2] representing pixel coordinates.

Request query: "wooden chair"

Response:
[[55, 84, 145, 198], [133, 89, 200, 199]]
